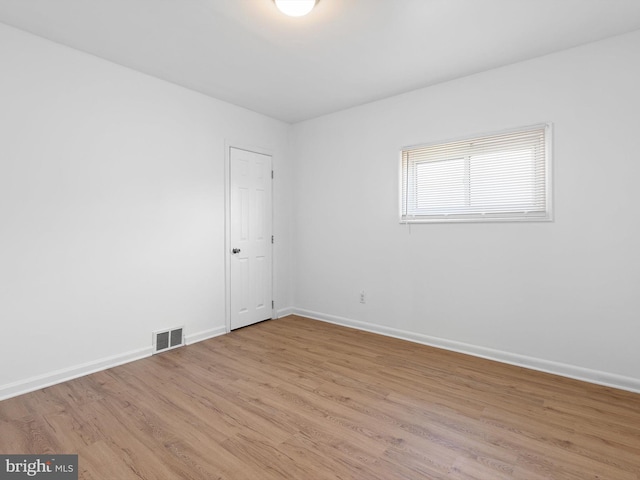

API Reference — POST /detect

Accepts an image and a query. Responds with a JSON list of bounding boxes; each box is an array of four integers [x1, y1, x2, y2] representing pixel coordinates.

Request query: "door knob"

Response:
[[232, 248, 241, 254]]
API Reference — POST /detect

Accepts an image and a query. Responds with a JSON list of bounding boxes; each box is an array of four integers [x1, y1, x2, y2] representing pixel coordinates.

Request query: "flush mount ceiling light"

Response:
[[274, 0, 317, 17]]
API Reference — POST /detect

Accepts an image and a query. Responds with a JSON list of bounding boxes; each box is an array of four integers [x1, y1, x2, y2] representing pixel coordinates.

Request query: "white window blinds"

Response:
[[401, 124, 552, 223]]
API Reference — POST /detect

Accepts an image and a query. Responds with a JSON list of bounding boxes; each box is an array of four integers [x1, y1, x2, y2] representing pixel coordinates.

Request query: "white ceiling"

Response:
[[1, 0, 640, 123]]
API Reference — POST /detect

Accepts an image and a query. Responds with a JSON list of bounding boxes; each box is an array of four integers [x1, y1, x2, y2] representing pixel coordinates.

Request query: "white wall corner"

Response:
[[292, 308, 640, 395], [275, 307, 295, 319]]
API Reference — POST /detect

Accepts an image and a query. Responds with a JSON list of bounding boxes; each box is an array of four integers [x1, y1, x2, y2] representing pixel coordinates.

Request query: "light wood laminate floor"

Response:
[[1, 315, 639, 479]]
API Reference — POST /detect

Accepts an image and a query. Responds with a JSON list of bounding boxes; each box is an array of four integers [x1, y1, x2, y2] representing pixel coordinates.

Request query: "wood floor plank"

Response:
[[1, 315, 639, 479]]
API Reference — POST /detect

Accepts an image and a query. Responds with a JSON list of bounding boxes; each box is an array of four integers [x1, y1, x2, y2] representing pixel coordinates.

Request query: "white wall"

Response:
[[291, 30, 640, 391], [2, 20, 639, 399], [0, 23, 292, 398]]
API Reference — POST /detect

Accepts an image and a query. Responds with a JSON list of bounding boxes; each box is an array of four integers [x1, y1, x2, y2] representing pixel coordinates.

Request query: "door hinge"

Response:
[[271, 170, 274, 179], [272, 300, 274, 309], [271, 235, 274, 244]]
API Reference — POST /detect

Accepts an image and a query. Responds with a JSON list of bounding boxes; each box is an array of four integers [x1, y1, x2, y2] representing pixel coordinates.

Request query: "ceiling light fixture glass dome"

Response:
[[274, 0, 317, 17]]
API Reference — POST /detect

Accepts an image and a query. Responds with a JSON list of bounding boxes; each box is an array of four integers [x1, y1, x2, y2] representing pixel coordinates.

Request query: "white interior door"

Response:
[[229, 147, 273, 330]]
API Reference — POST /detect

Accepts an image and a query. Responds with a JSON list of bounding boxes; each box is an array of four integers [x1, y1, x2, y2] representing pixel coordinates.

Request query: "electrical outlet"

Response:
[[360, 290, 366, 304]]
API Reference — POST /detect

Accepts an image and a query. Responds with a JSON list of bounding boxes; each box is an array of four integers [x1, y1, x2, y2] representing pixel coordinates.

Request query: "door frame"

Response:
[[224, 140, 275, 333]]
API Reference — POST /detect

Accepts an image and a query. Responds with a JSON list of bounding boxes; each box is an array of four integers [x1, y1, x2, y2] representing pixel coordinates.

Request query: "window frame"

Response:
[[399, 123, 553, 224]]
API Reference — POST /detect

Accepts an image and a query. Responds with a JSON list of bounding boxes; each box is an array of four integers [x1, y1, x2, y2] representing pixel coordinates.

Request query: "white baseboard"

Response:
[[276, 307, 295, 319], [0, 325, 229, 401], [185, 326, 227, 345], [0, 347, 153, 402], [4, 312, 637, 401], [293, 308, 640, 395]]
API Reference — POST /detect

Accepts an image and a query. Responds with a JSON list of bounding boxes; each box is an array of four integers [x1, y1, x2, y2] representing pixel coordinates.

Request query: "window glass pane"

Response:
[[415, 158, 466, 213]]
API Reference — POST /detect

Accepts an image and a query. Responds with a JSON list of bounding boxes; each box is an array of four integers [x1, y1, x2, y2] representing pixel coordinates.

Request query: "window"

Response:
[[400, 124, 552, 223]]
